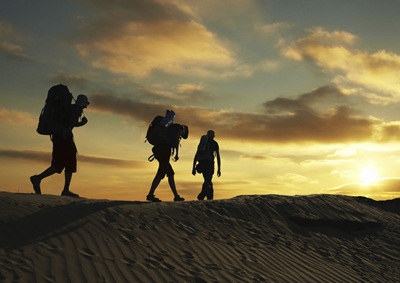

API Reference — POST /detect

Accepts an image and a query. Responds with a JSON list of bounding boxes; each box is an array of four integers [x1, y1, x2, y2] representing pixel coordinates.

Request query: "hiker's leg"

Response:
[[148, 156, 169, 197], [207, 181, 214, 200], [197, 173, 208, 200], [203, 163, 214, 200], [168, 175, 179, 197], [37, 166, 58, 180], [30, 166, 58, 194], [165, 162, 181, 198], [148, 174, 162, 196], [63, 171, 73, 192]]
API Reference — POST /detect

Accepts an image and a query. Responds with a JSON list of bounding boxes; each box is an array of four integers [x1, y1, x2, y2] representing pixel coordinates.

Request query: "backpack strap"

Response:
[[148, 154, 155, 162]]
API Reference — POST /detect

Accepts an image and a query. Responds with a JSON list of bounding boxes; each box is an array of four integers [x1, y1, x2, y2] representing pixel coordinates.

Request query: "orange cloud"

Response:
[[75, 0, 236, 78], [282, 28, 400, 104], [0, 108, 36, 126]]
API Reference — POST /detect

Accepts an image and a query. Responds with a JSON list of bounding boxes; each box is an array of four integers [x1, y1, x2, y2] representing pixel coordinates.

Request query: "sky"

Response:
[[1, 0, 400, 201]]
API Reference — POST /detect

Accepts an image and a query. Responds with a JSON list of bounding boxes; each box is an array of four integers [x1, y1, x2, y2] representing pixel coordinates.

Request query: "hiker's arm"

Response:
[[76, 116, 88, 127], [173, 146, 179, 162], [70, 107, 87, 127], [192, 154, 197, 175], [216, 150, 221, 177]]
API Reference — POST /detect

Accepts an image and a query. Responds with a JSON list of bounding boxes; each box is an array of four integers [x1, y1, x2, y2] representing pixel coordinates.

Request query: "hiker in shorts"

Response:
[[146, 110, 186, 202], [30, 94, 90, 197], [146, 143, 185, 202], [192, 130, 221, 200]]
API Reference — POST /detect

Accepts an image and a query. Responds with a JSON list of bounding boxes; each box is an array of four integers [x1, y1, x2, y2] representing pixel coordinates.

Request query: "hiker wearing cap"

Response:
[[30, 92, 89, 198], [192, 130, 221, 200]]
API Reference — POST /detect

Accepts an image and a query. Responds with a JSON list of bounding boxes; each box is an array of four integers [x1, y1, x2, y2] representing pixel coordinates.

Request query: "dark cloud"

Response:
[[48, 71, 89, 91], [78, 155, 145, 167], [263, 86, 373, 143], [0, 150, 49, 162], [90, 85, 376, 144], [77, 0, 190, 41], [0, 149, 144, 168], [83, 0, 189, 22], [379, 124, 400, 141], [90, 93, 169, 123], [241, 155, 272, 160]]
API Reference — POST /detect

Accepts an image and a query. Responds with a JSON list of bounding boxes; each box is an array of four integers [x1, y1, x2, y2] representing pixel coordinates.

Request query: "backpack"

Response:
[[145, 110, 189, 162], [36, 84, 73, 136], [145, 115, 165, 146], [145, 110, 176, 146], [196, 135, 212, 161], [166, 124, 189, 149]]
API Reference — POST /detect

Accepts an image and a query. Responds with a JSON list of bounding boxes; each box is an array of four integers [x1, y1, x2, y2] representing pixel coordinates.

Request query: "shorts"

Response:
[[153, 145, 174, 179], [51, 135, 77, 173]]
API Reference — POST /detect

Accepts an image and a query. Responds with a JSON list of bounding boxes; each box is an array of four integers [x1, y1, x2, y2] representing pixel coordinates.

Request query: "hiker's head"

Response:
[[77, 94, 90, 109], [207, 130, 215, 139]]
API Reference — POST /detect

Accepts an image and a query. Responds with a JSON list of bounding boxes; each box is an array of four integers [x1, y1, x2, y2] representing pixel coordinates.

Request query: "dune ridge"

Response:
[[0, 192, 399, 283]]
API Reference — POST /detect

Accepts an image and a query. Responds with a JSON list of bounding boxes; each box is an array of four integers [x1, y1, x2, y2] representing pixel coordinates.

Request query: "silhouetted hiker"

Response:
[[192, 130, 221, 200], [30, 93, 89, 197], [145, 110, 187, 202]]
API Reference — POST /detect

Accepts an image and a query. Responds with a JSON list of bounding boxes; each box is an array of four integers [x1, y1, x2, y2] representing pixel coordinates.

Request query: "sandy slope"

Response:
[[0, 192, 399, 283]]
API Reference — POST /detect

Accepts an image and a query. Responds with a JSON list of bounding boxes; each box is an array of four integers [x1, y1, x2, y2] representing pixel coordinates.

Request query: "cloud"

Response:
[[282, 28, 400, 104], [47, 71, 90, 90], [0, 150, 49, 163], [141, 83, 210, 102], [374, 121, 400, 141], [0, 21, 32, 61], [0, 149, 144, 168], [74, 0, 237, 78], [241, 155, 272, 161], [262, 86, 374, 143], [0, 108, 36, 126], [90, 86, 378, 144], [0, 41, 32, 61], [256, 22, 292, 34]]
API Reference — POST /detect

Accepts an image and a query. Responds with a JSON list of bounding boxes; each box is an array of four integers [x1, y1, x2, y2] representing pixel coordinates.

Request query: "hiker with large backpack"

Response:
[[30, 84, 89, 197], [192, 130, 221, 200], [145, 110, 188, 202]]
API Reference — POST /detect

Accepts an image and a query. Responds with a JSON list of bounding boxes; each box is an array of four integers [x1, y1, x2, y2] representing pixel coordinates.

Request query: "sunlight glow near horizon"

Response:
[[360, 165, 379, 186]]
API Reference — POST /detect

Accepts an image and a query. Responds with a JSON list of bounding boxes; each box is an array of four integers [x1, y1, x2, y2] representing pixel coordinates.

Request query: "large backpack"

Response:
[[145, 110, 176, 146], [36, 84, 73, 136], [145, 110, 189, 162], [147, 123, 189, 162], [196, 135, 212, 161], [145, 115, 165, 146], [166, 124, 189, 149]]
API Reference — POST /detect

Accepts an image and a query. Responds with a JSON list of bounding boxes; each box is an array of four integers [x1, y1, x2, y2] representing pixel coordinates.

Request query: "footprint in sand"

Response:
[[144, 255, 169, 269], [120, 257, 136, 266], [182, 251, 194, 261], [79, 248, 96, 257]]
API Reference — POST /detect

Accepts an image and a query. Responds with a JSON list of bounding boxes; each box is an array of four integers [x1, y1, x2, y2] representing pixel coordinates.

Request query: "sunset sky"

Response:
[[1, 0, 400, 201]]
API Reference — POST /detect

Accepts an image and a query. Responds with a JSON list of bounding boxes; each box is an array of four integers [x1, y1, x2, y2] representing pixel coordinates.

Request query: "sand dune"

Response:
[[0, 192, 399, 283]]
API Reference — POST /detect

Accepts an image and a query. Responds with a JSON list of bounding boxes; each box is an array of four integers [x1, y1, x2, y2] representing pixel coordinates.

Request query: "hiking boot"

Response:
[[61, 190, 80, 198], [174, 195, 185, 202], [146, 195, 161, 202], [30, 175, 41, 194]]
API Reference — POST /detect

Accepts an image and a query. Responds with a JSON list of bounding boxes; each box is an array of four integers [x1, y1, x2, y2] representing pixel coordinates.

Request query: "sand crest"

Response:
[[0, 192, 399, 283]]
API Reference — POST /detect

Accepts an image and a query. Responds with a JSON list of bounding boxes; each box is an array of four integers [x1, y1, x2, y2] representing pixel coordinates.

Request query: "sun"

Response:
[[359, 166, 379, 185]]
